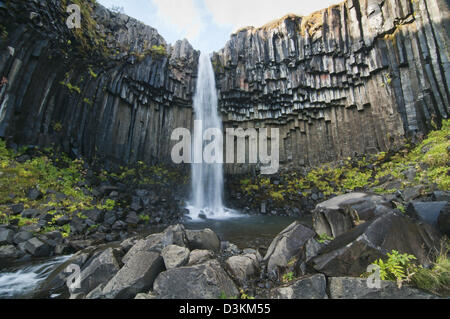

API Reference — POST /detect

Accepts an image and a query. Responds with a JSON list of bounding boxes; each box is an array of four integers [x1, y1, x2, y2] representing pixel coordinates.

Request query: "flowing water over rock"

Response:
[[0, 256, 70, 299], [187, 53, 239, 220]]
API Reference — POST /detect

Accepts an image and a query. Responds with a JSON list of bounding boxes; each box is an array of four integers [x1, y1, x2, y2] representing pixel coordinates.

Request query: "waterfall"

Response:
[[187, 53, 238, 220]]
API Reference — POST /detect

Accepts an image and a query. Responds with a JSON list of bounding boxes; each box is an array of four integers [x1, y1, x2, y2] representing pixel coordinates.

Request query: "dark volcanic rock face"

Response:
[[0, 0, 199, 169], [214, 0, 450, 173]]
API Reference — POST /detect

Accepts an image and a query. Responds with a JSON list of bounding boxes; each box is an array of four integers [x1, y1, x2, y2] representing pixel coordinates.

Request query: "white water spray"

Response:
[[187, 53, 239, 220]]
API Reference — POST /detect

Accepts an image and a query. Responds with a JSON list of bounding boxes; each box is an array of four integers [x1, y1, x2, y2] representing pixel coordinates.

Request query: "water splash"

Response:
[[0, 256, 70, 299], [187, 52, 239, 221]]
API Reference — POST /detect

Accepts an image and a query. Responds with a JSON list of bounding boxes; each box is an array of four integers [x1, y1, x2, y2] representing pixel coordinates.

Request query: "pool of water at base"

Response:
[[0, 214, 311, 299]]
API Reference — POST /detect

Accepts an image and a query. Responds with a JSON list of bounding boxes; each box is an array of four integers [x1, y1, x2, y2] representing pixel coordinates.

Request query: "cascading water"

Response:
[[187, 53, 239, 220]]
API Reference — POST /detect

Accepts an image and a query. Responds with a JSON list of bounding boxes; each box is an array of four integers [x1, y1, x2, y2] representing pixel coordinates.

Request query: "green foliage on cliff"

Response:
[[240, 119, 450, 201], [0, 140, 109, 235], [60, 0, 112, 58]]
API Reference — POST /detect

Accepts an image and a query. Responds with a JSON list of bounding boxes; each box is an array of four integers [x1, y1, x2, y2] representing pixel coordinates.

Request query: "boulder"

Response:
[[0, 228, 14, 245], [10, 203, 24, 215], [27, 188, 43, 201], [402, 186, 425, 202], [187, 250, 214, 266], [13, 231, 33, 244], [313, 193, 391, 237], [271, 274, 328, 299], [102, 250, 164, 299], [21, 209, 41, 218], [328, 277, 438, 299], [437, 202, 450, 236], [153, 260, 238, 299], [0, 245, 23, 259], [70, 248, 122, 295], [70, 216, 88, 234], [309, 212, 441, 277], [185, 229, 220, 253], [161, 245, 190, 269], [263, 221, 315, 276], [24, 237, 51, 257], [225, 253, 260, 285], [55, 215, 71, 226], [125, 211, 140, 225], [406, 201, 448, 228], [83, 209, 104, 223]]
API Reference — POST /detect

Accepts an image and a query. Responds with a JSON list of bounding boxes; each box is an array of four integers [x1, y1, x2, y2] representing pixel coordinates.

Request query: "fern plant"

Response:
[[372, 250, 418, 288]]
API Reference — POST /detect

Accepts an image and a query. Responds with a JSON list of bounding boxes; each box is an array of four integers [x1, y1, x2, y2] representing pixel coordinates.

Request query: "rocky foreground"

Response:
[[29, 192, 448, 299]]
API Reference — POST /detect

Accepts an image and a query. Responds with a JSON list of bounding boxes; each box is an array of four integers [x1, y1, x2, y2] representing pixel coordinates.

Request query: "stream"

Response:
[[0, 215, 308, 299]]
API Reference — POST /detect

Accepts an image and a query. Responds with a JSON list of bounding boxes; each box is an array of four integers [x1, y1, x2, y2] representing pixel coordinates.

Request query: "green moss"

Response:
[[59, 81, 81, 94]]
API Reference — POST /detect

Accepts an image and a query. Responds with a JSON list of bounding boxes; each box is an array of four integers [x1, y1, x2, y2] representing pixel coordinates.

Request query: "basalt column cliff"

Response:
[[213, 0, 450, 173], [0, 0, 199, 169], [0, 0, 449, 174]]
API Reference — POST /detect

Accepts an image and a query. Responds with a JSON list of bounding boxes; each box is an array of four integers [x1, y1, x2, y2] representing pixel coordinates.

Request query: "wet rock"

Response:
[[0, 228, 14, 245], [263, 221, 315, 276], [313, 193, 391, 237], [24, 237, 51, 257], [161, 245, 190, 269], [187, 250, 214, 266], [328, 277, 438, 299], [271, 274, 328, 299], [225, 253, 260, 285], [71, 248, 122, 295], [185, 229, 220, 253], [309, 212, 441, 277], [406, 201, 448, 229], [153, 260, 238, 299]]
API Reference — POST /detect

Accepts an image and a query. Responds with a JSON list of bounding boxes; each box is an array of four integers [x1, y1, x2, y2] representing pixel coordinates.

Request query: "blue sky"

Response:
[[97, 0, 342, 53]]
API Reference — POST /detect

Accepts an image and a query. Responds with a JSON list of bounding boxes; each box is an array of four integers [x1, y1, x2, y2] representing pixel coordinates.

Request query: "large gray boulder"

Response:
[[437, 202, 450, 236], [0, 228, 14, 245], [406, 201, 448, 229], [70, 248, 122, 295], [271, 274, 328, 299], [185, 229, 220, 253], [0, 245, 24, 259], [24, 237, 51, 257], [328, 277, 438, 299], [225, 253, 260, 285], [309, 212, 441, 277], [153, 260, 238, 299], [313, 193, 392, 238], [102, 250, 165, 299], [161, 245, 190, 269], [263, 221, 315, 276], [187, 249, 214, 266]]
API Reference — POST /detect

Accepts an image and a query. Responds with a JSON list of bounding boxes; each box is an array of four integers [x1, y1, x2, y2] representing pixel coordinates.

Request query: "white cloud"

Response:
[[153, 0, 203, 40], [204, 0, 342, 31]]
